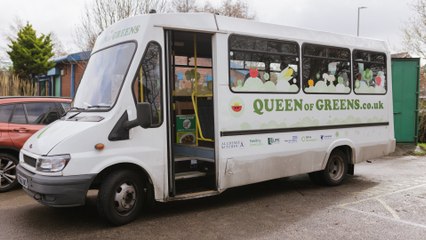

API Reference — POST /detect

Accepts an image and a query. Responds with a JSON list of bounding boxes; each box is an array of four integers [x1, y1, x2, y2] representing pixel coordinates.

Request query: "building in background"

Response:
[[37, 51, 90, 97]]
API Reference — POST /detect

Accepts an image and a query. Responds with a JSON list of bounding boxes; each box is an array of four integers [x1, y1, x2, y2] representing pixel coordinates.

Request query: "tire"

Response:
[[310, 150, 348, 186], [0, 153, 19, 193], [97, 170, 146, 226], [308, 171, 322, 185]]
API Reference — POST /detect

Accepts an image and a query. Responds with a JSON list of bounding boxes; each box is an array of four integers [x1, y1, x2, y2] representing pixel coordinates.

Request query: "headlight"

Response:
[[36, 154, 71, 172]]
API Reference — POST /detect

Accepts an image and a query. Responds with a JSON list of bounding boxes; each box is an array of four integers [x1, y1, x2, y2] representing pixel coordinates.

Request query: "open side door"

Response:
[[165, 30, 217, 198]]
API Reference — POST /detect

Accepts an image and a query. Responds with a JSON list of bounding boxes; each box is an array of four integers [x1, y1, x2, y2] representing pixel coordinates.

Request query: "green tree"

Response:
[[7, 23, 55, 83]]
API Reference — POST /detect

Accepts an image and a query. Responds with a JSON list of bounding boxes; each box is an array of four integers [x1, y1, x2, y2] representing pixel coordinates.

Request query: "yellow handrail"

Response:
[[191, 92, 214, 142], [192, 33, 213, 143]]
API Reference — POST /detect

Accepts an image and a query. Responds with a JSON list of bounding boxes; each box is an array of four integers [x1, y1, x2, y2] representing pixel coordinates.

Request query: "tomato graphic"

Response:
[[375, 76, 382, 86], [232, 103, 242, 112], [249, 68, 258, 78], [229, 96, 245, 117]]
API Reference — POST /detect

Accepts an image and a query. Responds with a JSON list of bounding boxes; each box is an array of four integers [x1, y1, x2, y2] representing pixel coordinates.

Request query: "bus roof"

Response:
[[95, 13, 389, 53]]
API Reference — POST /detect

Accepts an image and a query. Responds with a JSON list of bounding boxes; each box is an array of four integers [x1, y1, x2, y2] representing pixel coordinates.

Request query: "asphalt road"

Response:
[[1, 151, 426, 240]]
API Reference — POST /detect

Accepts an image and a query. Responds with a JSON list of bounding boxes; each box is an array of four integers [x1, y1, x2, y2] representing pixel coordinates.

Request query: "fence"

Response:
[[0, 71, 37, 96]]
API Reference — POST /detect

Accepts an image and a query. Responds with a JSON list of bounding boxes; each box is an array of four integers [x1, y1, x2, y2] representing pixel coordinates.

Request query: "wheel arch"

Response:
[[323, 139, 356, 174], [90, 163, 155, 204], [0, 147, 20, 159]]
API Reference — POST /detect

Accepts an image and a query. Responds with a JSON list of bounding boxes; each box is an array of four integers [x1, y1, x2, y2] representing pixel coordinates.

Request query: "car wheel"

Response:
[[0, 153, 19, 192], [97, 170, 145, 226]]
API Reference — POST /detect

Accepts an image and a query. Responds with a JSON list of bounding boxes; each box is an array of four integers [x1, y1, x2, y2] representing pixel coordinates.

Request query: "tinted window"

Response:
[[302, 44, 351, 94], [229, 35, 300, 93], [0, 104, 14, 123], [133, 42, 162, 126], [353, 50, 387, 94], [25, 102, 61, 124], [73, 42, 136, 110], [10, 104, 27, 124]]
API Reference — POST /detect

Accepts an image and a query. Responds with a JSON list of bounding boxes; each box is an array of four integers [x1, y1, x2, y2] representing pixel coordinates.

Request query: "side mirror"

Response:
[[124, 102, 152, 129], [137, 102, 152, 128]]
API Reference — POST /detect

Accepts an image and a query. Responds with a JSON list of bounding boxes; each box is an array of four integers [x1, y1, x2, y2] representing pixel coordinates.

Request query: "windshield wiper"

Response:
[[87, 105, 110, 109], [62, 106, 85, 119], [69, 106, 86, 111]]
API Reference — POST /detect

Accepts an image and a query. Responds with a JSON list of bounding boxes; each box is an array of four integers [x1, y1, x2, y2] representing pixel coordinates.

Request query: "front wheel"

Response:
[[0, 153, 19, 192], [97, 170, 146, 225], [309, 150, 348, 186]]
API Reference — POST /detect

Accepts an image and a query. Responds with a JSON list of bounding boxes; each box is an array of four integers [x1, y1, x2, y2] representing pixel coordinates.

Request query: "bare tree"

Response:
[[213, 0, 254, 19], [50, 33, 68, 58], [172, 0, 198, 12], [172, 0, 255, 19], [74, 0, 168, 50], [403, 0, 426, 57]]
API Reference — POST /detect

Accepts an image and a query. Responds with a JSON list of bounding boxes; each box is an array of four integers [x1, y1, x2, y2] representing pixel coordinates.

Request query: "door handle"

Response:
[[13, 128, 28, 133]]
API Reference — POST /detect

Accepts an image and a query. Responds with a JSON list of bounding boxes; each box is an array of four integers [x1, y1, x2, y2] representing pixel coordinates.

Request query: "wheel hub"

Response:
[[328, 157, 344, 181], [114, 183, 136, 213], [0, 159, 16, 186]]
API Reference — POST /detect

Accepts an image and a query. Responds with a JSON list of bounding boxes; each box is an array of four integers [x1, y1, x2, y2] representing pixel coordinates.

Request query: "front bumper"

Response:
[[16, 164, 96, 207]]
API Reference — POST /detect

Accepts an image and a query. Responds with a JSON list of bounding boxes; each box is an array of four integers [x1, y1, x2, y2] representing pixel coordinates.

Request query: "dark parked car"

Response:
[[0, 97, 71, 192]]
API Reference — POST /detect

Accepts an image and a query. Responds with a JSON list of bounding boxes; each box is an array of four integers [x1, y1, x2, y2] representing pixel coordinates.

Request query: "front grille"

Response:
[[23, 155, 37, 167]]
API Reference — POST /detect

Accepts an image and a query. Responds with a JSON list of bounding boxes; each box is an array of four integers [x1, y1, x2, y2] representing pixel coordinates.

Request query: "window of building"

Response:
[[229, 35, 300, 93], [353, 50, 387, 94], [133, 42, 162, 126], [302, 44, 351, 94]]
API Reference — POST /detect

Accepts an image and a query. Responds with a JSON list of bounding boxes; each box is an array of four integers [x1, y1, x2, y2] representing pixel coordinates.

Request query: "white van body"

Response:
[[17, 13, 395, 225]]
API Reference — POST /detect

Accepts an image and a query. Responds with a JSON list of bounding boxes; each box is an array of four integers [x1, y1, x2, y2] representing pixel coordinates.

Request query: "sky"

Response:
[[0, 0, 419, 65]]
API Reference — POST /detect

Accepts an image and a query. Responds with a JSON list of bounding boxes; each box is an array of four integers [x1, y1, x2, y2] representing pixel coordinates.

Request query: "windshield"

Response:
[[73, 42, 136, 110]]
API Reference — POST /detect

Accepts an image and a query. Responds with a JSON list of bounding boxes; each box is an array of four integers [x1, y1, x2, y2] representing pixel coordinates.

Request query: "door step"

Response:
[[174, 144, 214, 160], [170, 190, 220, 201], [174, 156, 214, 163], [175, 171, 207, 180]]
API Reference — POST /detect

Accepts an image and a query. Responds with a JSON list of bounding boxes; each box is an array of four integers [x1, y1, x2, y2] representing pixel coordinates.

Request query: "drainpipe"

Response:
[[71, 64, 75, 97], [50, 76, 53, 96]]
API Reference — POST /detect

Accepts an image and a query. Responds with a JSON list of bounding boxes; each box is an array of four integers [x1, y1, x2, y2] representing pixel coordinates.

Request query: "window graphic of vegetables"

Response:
[[375, 76, 382, 86], [249, 68, 258, 78]]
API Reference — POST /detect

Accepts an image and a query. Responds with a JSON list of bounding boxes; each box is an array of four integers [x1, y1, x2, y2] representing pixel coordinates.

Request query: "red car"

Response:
[[0, 97, 71, 192]]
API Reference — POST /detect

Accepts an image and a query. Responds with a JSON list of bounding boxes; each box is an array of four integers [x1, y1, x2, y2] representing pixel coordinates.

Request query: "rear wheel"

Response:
[[97, 170, 146, 225], [309, 150, 348, 186], [0, 153, 19, 192]]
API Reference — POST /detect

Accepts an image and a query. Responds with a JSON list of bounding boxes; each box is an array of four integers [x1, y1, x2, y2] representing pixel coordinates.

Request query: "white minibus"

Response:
[[17, 13, 395, 225]]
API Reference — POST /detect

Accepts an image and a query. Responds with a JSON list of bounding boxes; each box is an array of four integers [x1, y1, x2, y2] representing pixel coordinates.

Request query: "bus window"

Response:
[[353, 50, 387, 94], [133, 42, 163, 126], [302, 44, 351, 94], [229, 35, 300, 93]]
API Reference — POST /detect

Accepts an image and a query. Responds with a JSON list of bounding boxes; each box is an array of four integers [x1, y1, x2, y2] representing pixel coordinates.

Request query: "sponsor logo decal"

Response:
[[284, 136, 298, 144], [320, 134, 333, 141], [301, 135, 317, 142], [249, 139, 262, 146], [221, 141, 245, 149], [267, 137, 280, 145]]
